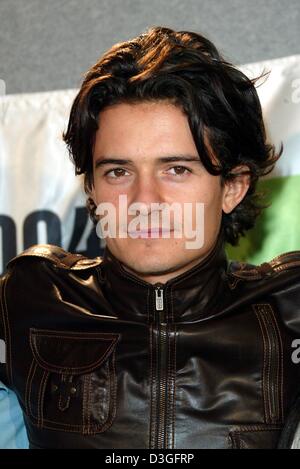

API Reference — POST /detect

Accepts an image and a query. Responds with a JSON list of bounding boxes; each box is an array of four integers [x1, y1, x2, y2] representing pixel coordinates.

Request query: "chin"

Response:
[[124, 258, 177, 276], [108, 239, 199, 275], [122, 249, 188, 276]]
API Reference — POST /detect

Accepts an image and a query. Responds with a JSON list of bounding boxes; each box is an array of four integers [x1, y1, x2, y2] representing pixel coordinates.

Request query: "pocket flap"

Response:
[[29, 328, 120, 374]]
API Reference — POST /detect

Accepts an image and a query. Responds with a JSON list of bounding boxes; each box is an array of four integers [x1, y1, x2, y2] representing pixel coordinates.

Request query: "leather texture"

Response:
[[1, 231, 300, 449]]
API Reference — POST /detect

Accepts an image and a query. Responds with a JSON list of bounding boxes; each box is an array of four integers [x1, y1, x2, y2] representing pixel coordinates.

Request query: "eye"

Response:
[[104, 168, 130, 178], [167, 166, 192, 176]]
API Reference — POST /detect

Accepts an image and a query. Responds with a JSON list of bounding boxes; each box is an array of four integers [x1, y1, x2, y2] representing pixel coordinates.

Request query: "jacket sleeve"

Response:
[[0, 273, 8, 387]]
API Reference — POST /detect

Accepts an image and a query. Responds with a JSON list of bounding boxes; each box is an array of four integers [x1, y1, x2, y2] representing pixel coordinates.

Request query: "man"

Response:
[[1, 26, 300, 449]]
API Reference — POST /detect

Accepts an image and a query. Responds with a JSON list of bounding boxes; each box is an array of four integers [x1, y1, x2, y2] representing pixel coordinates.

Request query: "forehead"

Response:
[[93, 101, 199, 162], [97, 100, 186, 126]]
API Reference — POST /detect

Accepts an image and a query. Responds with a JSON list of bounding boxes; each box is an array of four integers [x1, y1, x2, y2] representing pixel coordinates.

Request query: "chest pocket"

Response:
[[25, 328, 120, 434]]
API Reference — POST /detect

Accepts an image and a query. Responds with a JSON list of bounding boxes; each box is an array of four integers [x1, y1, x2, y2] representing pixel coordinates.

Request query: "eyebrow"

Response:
[[94, 155, 202, 168]]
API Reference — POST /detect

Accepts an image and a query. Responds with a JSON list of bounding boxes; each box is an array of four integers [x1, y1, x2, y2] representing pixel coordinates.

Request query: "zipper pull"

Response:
[[155, 285, 164, 311]]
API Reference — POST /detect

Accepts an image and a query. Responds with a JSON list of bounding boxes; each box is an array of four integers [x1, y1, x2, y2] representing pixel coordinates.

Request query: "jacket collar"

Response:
[[100, 227, 230, 322]]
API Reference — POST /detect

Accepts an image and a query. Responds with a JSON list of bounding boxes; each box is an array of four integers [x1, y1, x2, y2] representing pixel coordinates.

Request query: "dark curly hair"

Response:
[[63, 26, 282, 246]]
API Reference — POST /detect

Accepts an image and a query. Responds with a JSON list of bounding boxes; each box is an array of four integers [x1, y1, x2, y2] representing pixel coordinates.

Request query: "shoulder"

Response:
[[225, 250, 300, 334], [227, 249, 300, 281], [5, 244, 102, 272], [226, 249, 300, 293], [0, 244, 104, 331]]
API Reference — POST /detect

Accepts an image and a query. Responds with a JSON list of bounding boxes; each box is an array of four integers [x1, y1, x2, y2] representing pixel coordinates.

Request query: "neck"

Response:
[[121, 242, 219, 285], [100, 228, 229, 321]]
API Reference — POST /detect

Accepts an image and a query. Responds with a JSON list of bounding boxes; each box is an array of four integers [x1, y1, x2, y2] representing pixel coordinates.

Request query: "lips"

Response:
[[128, 228, 174, 238]]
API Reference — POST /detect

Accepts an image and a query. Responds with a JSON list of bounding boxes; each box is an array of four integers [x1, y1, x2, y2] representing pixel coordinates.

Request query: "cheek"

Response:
[[198, 183, 223, 225], [190, 179, 222, 208], [93, 183, 121, 207], [93, 189, 131, 228]]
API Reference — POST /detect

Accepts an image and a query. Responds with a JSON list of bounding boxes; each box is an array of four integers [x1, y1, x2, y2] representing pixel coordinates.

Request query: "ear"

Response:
[[222, 165, 251, 214], [87, 182, 99, 219], [87, 183, 99, 224]]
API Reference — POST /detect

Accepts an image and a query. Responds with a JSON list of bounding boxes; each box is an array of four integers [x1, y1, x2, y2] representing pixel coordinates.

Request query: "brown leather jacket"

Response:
[[1, 232, 300, 449]]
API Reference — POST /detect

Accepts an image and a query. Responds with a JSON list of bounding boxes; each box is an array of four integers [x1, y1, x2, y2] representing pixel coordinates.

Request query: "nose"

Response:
[[130, 173, 164, 211]]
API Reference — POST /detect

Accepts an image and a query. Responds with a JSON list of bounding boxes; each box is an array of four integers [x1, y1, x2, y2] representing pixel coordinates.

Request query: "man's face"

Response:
[[91, 101, 247, 284]]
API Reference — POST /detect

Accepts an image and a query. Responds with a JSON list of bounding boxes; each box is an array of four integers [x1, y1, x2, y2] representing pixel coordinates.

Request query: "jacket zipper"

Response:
[[154, 284, 168, 448]]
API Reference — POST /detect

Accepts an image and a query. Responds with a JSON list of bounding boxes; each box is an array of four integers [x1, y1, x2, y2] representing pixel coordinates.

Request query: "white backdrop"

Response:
[[0, 55, 300, 275], [0, 89, 103, 274]]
